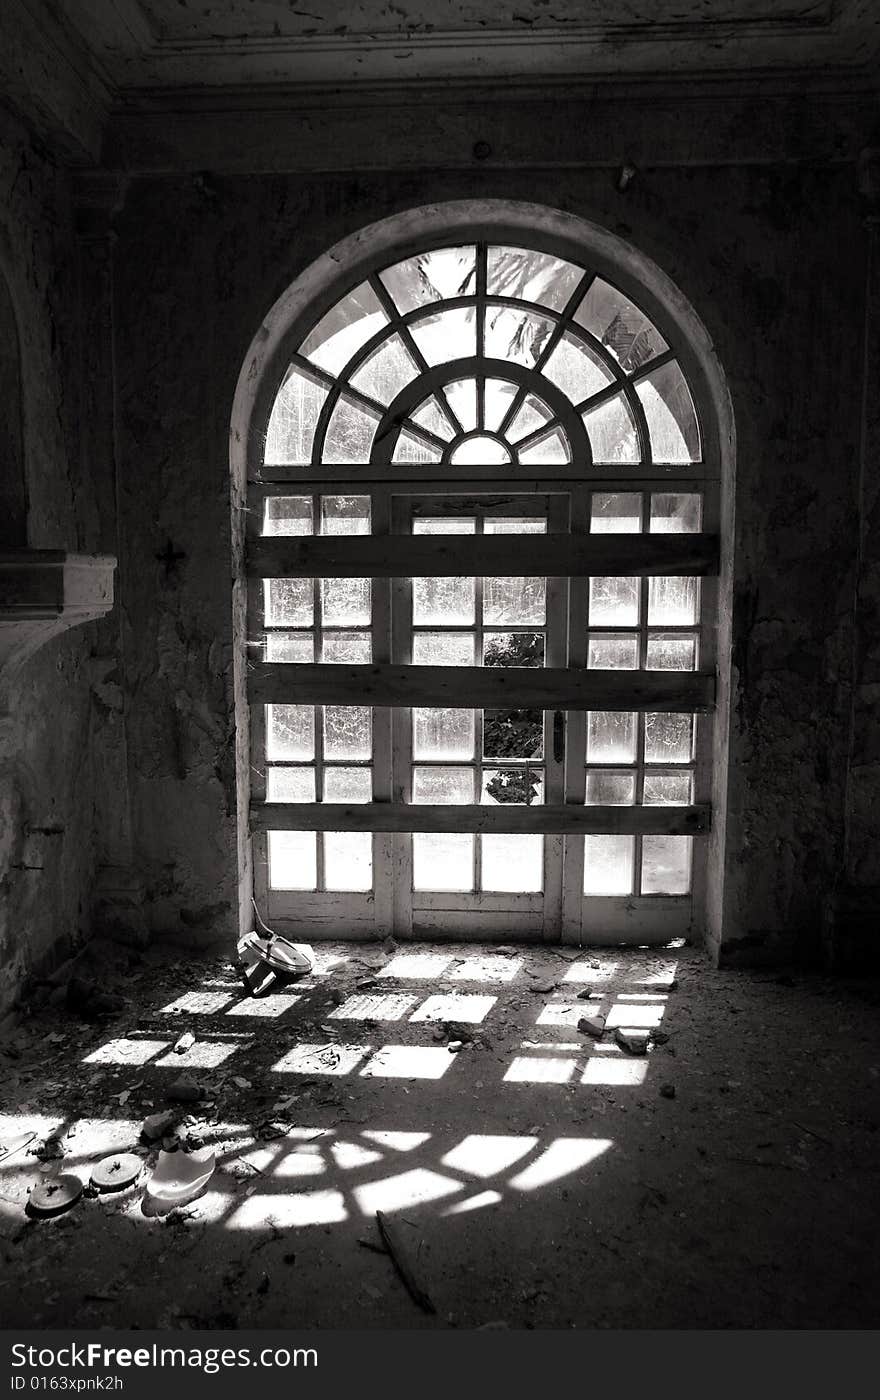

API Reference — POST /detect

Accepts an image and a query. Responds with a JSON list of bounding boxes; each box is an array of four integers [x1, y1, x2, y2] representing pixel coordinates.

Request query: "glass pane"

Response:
[[412, 767, 473, 803], [268, 831, 317, 890], [641, 835, 692, 894], [643, 772, 693, 805], [590, 492, 642, 533], [413, 516, 476, 535], [583, 834, 634, 895], [582, 393, 641, 464], [409, 308, 476, 365], [324, 832, 372, 891], [349, 334, 418, 405], [574, 278, 668, 373], [636, 361, 701, 463], [650, 492, 702, 533], [542, 333, 614, 403], [585, 771, 635, 805], [646, 634, 697, 671], [483, 576, 546, 626], [300, 282, 388, 375], [644, 713, 693, 764], [588, 634, 638, 669], [586, 711, 637, 763], [262, 496, 313, 536], [321, 631, 372, 663], [321, 495, 370, 535], [264, 370, 328, 466], [266, 704, 314, 761], [323, 395, 381, 464], [444, 379, 478, 432], [484, 517, 546, 535], [413, 833, 474, 891], [413, 632, 475, 665], [380, 247, 476, 315], [487, 246, 583, 312], [264, 577, 313, 628], [323, 768, 372, 803], [483, 379, 519, 432], [518, 428, 571, 464], [413, 576, 475, 625], [413, 708, 475, 760], [266, 767, 316, 802], [482, 768, 544, 805], [265, 632, 314, 663], [484, 709, 543, 760], [484, 632, 545, 667], [392, 429, 442, 463], [589, 576, 639, 625], [321, 576, 371, 627], [449, 436, 511, 465], [411, 396, 455, 440], [323, 706, 371, 760], [647, 576, 699, 625], [481, 834, 544, 891], [484, 307, 554, 367], [508, 394, 553, 441]]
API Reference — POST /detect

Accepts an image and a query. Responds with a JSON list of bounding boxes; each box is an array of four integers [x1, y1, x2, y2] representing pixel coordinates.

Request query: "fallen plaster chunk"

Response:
[[173, 1032, 195, 1054], [578, 1014, 606, 1038], [615, 1027, 650, 1055], [166, 1077, 202, 1103]]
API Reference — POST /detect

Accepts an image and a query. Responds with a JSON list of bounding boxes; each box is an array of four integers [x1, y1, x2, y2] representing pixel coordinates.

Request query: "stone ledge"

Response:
[[0, 550, 116, 690]]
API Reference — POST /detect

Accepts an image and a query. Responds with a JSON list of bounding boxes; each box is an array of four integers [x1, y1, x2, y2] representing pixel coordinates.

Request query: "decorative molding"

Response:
[[64, 1, 880, 93], [0, 551, 116, 692]]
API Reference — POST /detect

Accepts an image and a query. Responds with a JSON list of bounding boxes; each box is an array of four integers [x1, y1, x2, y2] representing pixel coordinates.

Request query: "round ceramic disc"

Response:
[[28, 1173, 83, 1216], [91, 1152, 143, 1192]]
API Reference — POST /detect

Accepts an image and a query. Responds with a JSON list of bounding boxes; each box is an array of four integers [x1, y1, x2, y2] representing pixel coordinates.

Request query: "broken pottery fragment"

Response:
[[145, 1148, 215, 1212], [173, 1032, 195, 1054]]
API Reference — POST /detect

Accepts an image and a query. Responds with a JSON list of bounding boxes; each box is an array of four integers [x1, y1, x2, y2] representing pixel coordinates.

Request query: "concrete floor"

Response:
[[1, 940, 879, 1330]]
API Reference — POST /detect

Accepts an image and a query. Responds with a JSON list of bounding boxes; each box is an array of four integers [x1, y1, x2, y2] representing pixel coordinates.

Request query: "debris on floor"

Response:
[[27, 1173, 84, 1218], [1, 940, 879, 1329], [90, 1153, 143, 1193], [376, 1211, 435, 1314], [615, 1028, 650, 1055], [579, 1013, 606, 1038], [145, 1148, 216, 1213]]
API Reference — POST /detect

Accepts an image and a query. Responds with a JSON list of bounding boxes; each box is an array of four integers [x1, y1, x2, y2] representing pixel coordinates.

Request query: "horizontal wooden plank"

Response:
[[248, 532, 719, 578], [250, 663, 716, 711], [250, 462, 712, 485], [252, 802, 711, 834]]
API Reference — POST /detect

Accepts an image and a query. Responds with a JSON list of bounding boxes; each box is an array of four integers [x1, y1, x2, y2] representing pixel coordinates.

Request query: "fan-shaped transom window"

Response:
[[263, 244, 700, 471], [246, 229, 718, 946]]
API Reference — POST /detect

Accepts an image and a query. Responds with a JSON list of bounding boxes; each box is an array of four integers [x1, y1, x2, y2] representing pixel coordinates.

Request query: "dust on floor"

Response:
[[1, 940, 879, 1329]]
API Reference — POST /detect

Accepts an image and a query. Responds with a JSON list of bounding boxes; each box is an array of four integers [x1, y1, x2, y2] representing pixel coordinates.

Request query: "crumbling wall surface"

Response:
[[113, 162, 865, 963], [0, 108, 103, 1012]]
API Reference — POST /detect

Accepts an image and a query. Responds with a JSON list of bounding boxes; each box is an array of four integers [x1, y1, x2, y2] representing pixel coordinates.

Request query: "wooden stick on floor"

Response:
[[376, 1210, 436, 1314]]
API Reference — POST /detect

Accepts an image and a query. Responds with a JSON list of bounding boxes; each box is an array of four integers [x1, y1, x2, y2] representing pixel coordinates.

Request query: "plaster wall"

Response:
[[0, 108, 106, 1010], [110, 160, 866, 962]]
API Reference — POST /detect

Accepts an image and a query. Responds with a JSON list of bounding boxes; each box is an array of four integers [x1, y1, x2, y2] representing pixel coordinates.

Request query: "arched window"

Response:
[[236, 210, 724, 946]]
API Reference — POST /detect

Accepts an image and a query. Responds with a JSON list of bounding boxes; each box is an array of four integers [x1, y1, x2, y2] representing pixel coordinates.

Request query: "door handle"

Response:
[[553, 710, 565, 764]]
